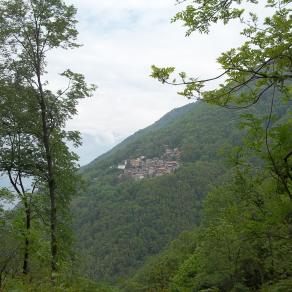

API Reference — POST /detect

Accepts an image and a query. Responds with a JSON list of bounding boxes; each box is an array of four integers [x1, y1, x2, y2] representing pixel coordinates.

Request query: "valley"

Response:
[[1, 1, 291, 290]]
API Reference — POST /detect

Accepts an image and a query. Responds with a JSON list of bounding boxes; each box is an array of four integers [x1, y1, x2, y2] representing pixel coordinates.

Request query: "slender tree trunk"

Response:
[[7, 173, 32, 277], [36, 68, 58, 278], [0, 272, 3, 292], [49, 178, 58, 276], [32, 14, 58, 274], [40, 96, 58, 277], [23, 201, 31, 275]]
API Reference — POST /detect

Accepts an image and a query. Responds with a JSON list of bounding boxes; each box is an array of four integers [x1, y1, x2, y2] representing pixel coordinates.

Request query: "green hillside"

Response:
[[73, 96, 287, 283], [1, 1, 291, 291]]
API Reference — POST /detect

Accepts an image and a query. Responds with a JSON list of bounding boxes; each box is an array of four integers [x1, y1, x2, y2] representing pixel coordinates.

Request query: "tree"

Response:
[[0, 212, 20, 290], [149, 0, 292, 290], [0, 0, 96, 279], [151, 0, 292, 198], [0, 79, 44, 276]]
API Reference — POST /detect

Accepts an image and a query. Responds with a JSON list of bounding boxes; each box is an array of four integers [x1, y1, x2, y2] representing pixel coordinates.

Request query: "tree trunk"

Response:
[[40, 100, 58, 278], [23, 201, 31, 275], [49, 179, 57, 276], [34, 21, 58, 279], [36, 71, 58, 279]]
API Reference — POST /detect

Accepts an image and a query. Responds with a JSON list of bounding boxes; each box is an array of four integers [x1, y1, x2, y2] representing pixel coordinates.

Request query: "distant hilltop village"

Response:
[[116, 147, 181, 181]]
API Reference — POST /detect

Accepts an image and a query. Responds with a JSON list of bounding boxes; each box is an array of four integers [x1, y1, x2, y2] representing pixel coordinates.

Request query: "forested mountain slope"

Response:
[[73, 97, 287, 282]]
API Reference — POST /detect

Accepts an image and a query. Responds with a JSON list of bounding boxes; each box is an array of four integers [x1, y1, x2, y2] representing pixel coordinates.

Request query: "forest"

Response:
[[0, 0, 291, 291]]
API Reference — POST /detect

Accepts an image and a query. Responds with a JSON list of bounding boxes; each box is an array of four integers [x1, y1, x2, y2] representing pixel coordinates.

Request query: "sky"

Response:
[[45, 0, 249, 166], [1, 0, 270, 201]]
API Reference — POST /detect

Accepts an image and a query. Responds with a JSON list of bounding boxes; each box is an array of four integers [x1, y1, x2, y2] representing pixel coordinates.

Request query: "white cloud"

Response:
[[45, 0, 250, 163]]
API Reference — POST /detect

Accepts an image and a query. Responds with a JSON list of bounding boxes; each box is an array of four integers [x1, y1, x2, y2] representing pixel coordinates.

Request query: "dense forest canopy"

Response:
[[0, 0, 291, 291]]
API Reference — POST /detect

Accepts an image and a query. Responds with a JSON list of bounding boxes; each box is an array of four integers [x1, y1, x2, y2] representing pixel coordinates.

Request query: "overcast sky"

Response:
[[45, 0, 249, 165]]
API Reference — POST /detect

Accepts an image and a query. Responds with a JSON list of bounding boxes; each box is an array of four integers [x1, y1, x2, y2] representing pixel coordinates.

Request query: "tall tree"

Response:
[[0, 0, 95, 278], [0, 78, 42, 276]]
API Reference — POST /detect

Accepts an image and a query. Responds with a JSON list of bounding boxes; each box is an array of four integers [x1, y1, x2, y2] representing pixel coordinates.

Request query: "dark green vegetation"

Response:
[[130, 0, 292, 290], [1, 0, 291, 291], [74, 95, 288, 286], [122, 100, 292, 291], [74, 95, 290, 285], [74, 101, 233, 281]]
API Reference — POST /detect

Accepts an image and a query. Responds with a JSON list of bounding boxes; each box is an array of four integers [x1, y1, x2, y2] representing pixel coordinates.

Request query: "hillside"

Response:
[[73, 96, 285, 282]]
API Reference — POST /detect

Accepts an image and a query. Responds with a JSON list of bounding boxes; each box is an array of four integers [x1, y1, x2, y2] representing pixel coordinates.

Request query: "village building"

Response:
[[117, 147, 181, 180]]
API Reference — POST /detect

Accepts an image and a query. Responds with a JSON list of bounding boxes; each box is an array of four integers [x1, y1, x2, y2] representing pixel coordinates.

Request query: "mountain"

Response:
[[81, 103, 197, 174], [73, 97, 284, 283]]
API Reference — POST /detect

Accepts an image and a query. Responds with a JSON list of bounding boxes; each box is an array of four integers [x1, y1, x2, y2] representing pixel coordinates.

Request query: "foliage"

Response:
[[152, 0, 292, 104], [73, 96, 289, 283], [1, 0, 291, 290], [0, 0, 95, 287], [122, 231, 197, 291], [132, 0, 292, 291], [118, 95, 291, 291]]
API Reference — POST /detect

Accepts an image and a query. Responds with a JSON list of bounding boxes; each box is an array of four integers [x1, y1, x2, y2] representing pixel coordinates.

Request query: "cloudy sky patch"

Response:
[[46, 0, 247, 165]]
